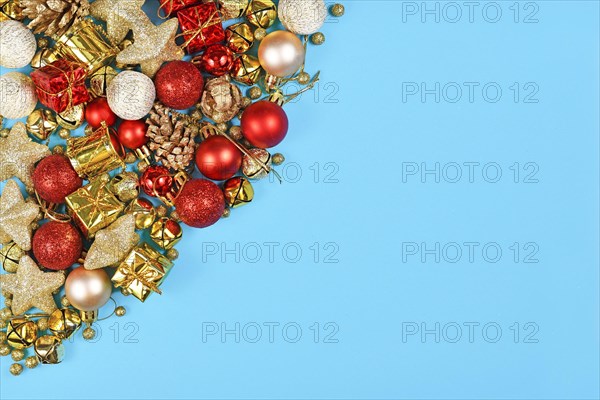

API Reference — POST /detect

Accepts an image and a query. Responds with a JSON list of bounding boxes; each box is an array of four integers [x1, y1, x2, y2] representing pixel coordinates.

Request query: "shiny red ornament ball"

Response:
[[33, 154, 83, 203], [195, 135, 242, 181], [33, 221, 82, 270], [140, 165, 172, 197], [241, 101, 288, 148], [199, 44, 234, 76], [154, 61, 204, 110], [85, 97, 117, 129], [175, 179, 225, 228], [118, 120, 148, 150]]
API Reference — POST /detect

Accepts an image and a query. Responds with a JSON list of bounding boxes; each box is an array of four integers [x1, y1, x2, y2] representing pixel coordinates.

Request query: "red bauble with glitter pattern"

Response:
[[140, 165, 172, 197], [175, 179, 225, 228], [33, 154, 83, 204], [241, 101, 289, 148], [195, 135, 242, 181], [85, 97, 118, 128], [118, 119, 148, 150], [33, 221, 82, 270], [154, 61, 204, 110], [199, 44, 234, 76]]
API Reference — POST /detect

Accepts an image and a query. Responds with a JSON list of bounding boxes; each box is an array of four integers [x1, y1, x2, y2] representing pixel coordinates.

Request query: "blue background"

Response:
[[1, 1, 599, 399]]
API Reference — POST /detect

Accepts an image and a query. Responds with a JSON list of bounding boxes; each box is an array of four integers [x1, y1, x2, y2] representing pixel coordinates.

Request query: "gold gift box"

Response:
[[65, 177, 125, 238], [112, 243, 174, 302]]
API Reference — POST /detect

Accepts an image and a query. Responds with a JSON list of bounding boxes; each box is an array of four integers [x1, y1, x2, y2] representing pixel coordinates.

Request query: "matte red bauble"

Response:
[[154, 61, 204, 110], [175, 179, 224, 228], [33, 154, 83, 203], [32, 221, 82, 270], [195, 135, 242, 181], [140, 165, 172, 197], [241, 101, 288, 148], [85, 97, 117, 128], [118, 120, 148, 150], [199, 44, 234, 76]]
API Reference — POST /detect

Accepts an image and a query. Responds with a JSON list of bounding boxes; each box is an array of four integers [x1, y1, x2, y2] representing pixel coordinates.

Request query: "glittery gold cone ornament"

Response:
[[84, 214, 140, 270], [0, 255, 64, 315], [0, 180, 39, 251], [0, 122, 50, 189]]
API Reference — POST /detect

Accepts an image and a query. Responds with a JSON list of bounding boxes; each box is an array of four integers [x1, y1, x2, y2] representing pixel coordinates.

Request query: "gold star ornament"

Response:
[[0, 255, 64, 315], [116, 18, 184, 77], [90, 0, 146, 44], [84, 214, 140, 270], [0, 122, 50, 189], [0, 180, 39, 251]]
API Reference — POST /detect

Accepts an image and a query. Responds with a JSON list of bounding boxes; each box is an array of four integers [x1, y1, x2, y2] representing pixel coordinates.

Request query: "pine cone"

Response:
[[146, 103, 199, 172], [21, 0, 90, 38]]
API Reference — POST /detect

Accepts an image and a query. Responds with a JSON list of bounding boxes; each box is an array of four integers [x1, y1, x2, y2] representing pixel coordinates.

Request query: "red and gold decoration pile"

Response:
[[0, 0, 344, 376]]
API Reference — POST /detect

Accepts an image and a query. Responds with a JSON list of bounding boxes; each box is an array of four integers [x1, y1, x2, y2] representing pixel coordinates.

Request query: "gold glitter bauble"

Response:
[[6, 317, 37, 349], [37, 318, 48, 331], [84, 125, 94, 136], [0, 319, 7, 329], [1, 242, 24, 273], [26, 109, 58, 141], [225, 22, 254, 53], [58, 128, 70, 140], [310, 32, 325, 45], [34, 335, 64, 364], [156, 205, 168, 218], [248, 86, 262, 99], [0, 307, 11, 319], [83, 327, 96, 340], [25, 356, 38, 369], [0, 343, 11, 356], [37, 37, 49, 48], [124, 152, 137, 164], [0, 180, 40, 250], [89, 65, 118, 98], [0, 255, 64, 315], [9, 363, 23, 375], [60, 296, 70, 307], [331, 3, 345, 17], [149, 217, 182, 250], [0, 128, 9, 138], [297, 72, 310, 85], [57, 104, 85, 130], [223, 177, 254, 208], [125, 198, 156, 230], [109, 172, 140, 203], [115, 306, 126, 317], [222, 208, 231, 218], [48, 308, 82, 339], [272, 153, 285, 165], [254, 28, 266, 41], [11, 349, 24, 361], [246, 0, 277, 28], [166, 248, 179, 260], [137, 159, 149, 173], [52, 145, 65, 155], [229, 125, 243, 141], [242, 148, 272, 179], [0, 331, 7, 342], [0, 123, 50, 189], [84, 214, 140, 270]]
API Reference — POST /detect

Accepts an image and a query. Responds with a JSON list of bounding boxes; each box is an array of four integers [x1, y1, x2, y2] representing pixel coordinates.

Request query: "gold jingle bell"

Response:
[[57, 104, 86, 130], [126, 197, 156, 230], [1, 241, 24, 273], [231, 54, 262, 86], [223, 177, 254, 208], [150, 217, 183, 250], [89, 66, 118, 98], [0, 0, 24, 22], [242, 148, 272, 179], [225, 23, 254, 53], [48, 308, 82, 339], [34, 335, 65, 364], [109, 172, 140, 203], [6, 318, 37, 349], [245, 0, 277, 28], [26, 109, 58, 140]]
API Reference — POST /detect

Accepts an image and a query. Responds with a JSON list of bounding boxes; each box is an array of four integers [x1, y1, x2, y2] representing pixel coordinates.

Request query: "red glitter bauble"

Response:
[[175, 179, 225, 228], [241, 101, 288, 148], [154, 61, 204, 110], [140, 165, 172, 197], [33, 221, 82, 270], [195, 135, 242, 181], [118, 119, 148, 150], [33, 154, 83, 203], [85, 97, 117, 129], [199, 44, 234, 76]]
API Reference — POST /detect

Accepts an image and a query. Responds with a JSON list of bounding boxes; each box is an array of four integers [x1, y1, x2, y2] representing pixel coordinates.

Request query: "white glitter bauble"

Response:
[[278, 0, 327, 35], [107, 71, 156, 120], [0, 21, 37, 69], [0, 72, 38, 119]]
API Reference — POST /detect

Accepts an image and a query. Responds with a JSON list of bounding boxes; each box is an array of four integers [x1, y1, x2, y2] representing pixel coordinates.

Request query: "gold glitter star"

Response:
[[0, 180, 39, 251], [90, 0, 147, 44], [116, 18, 184, 77], [0, 255, 64, 315], [84, 214, 139, 270], [0, 122, 50, 189]]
